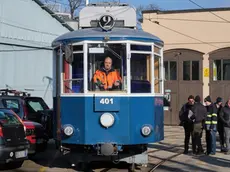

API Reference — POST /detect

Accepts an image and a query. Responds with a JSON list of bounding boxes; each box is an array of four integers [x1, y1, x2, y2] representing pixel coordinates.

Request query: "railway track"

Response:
[[91, 144, 184, 172]]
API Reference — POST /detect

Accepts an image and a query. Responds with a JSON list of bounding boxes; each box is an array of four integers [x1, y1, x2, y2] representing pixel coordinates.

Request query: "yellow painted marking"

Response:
[[38, 167, 47, 172]]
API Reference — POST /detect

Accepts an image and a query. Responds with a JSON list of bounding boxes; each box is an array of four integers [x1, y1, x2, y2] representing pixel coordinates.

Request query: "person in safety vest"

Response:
[[204, 95, 218, 155], [93, 57, 122, 91]]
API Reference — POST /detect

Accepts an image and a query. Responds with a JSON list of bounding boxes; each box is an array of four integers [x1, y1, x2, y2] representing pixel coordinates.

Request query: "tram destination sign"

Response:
[[98, 15, 115, 31]]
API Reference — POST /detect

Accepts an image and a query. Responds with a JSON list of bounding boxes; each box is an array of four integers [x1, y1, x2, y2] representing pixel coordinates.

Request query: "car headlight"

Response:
[[63, 125, 74, 136], [141, 125, 152, 136], [100, 113, 115, 128]]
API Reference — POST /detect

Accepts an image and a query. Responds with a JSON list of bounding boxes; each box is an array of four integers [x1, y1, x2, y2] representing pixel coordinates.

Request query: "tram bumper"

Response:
[[97, 143, 119, 156]]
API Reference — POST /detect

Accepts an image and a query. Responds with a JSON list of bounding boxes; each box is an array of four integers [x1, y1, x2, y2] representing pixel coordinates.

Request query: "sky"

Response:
[[48, 0, 230, 11], [85, 0, 230, 10]]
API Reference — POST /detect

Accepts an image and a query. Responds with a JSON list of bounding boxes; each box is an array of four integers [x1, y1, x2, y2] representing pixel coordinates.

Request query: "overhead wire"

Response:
[[2, 0, 229, 51], [146, 17, 230, 24], [188, 0, 230, 23], [145, 18, 219, 48]]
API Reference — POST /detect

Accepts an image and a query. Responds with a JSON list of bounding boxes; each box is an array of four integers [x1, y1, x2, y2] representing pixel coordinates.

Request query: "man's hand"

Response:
[[114, 80, 120, 86]]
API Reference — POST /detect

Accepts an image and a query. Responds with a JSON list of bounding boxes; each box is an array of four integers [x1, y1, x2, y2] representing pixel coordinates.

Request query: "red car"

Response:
[[23, 121, 48, 156], [0, 89, 50, 156], [0, 108, 29, 169]]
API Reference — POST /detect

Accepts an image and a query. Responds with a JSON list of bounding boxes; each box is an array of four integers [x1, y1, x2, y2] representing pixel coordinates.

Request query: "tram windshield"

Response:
[[88, 43, 126, 92], [60, 42, 163, 94]]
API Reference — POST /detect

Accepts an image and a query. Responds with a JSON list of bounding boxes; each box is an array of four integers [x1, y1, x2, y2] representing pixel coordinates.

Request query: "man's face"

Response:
[[228, 100, 230, 108], [205, 101, 211, 106], [217, 102, 222, 107], [188, 98, 194, 105], [104, 58, 112, 70]]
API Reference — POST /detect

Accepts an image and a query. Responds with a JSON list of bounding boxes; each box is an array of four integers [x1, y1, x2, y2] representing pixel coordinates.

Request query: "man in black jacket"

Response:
[[192, 95, 207, 155], [179, 95, 195, 154], [219, 99, 230, 155], [215, 97, 225, 152]]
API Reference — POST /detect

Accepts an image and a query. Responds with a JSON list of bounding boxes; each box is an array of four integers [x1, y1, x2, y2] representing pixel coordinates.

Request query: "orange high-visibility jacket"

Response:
[[93, 68, 122, 90]]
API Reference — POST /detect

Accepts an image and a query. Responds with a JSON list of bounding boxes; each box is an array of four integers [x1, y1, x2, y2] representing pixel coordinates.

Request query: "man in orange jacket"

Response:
[[93, 57, 122, 91]]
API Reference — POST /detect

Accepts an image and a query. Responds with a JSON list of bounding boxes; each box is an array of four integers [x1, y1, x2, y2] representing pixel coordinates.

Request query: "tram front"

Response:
[[52, 3, 164, 166]]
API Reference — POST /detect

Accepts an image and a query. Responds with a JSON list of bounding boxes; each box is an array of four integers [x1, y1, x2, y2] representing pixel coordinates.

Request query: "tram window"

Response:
[[192, 61, 199, 80], [154, 46, 161, 55], [131, 54, 151, 93], [131, 45, 151, 51], [164, 61, 169, 80], [183, 61, 190, 80], [88, 43, 127, 92], [223, 59, 230, 80], [73, 45, 83, 51], [213, 60, 221, 81], [63, 53, 84, 93], [170, 61, 177, 80], [155, 56, 161, 93]]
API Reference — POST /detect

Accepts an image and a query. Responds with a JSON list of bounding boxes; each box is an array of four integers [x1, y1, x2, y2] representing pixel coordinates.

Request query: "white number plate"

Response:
[[15, 149, 28, 159]]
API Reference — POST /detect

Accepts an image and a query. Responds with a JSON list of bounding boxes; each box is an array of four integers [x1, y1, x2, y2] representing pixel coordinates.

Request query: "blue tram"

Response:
[[52, 2, 164, 169]]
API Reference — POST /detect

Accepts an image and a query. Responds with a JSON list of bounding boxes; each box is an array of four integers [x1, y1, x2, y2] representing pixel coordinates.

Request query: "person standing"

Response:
[[219, 99, 230, 155], [192, 95, 207, 155], [179, 95, 195, 154], [215, 97, 225, 152], [204, 96, 218, 155]]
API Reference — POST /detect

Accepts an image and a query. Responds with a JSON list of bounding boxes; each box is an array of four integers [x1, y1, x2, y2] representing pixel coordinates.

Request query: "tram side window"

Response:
[[213, 60, 221, 81], [64, 53, 84, 93], [155, 55, 161, 93], [131, 54, 151, 93]]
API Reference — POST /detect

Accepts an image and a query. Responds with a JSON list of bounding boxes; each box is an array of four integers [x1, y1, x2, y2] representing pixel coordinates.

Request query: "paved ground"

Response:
[[1, 126, 230, 172], [148, 126, 230, 172]]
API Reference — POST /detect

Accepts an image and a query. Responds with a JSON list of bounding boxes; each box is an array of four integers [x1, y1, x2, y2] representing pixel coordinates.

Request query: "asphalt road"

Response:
[[0, 141, 131, 172], [1, 140, 78, 172]]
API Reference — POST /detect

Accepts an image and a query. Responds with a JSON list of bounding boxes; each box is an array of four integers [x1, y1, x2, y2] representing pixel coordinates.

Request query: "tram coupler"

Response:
[[96, 143, 122, 156]]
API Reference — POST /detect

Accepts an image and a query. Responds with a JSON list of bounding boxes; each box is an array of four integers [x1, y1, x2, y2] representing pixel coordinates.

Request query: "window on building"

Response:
[[223, 59, 230, 80], [164, 61, 177, 81], [213, 60, 221, 81], [170, 61, 177, 80], [164, 61, 169, 80], [183, 61, 190, 80], [192, 61, 199, 80]]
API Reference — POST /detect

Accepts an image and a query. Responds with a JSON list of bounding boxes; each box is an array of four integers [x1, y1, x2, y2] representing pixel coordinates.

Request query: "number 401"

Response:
[[100, 98, 113, 104]]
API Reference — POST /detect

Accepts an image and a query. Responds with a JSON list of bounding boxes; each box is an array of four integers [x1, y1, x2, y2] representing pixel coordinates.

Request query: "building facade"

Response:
[[0, 0, 73, 107], [142, 8, 230, 125]]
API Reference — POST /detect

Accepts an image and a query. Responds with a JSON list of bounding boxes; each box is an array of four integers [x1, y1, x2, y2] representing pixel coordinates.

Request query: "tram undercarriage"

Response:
[[60, 143, 148, 166]]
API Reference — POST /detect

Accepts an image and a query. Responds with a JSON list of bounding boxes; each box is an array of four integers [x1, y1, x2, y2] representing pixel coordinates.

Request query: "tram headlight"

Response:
[[100, 113, 115, 128], [141, 125, 152, 137], [63, 125, 74, 136]]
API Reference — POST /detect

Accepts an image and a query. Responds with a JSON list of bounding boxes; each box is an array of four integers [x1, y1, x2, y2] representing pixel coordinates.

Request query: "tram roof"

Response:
[[52, 28, 164, 47]]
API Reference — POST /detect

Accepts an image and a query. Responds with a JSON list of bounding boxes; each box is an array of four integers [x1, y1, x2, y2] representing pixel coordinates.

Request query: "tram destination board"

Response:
[[98, 15, 115, 31]]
